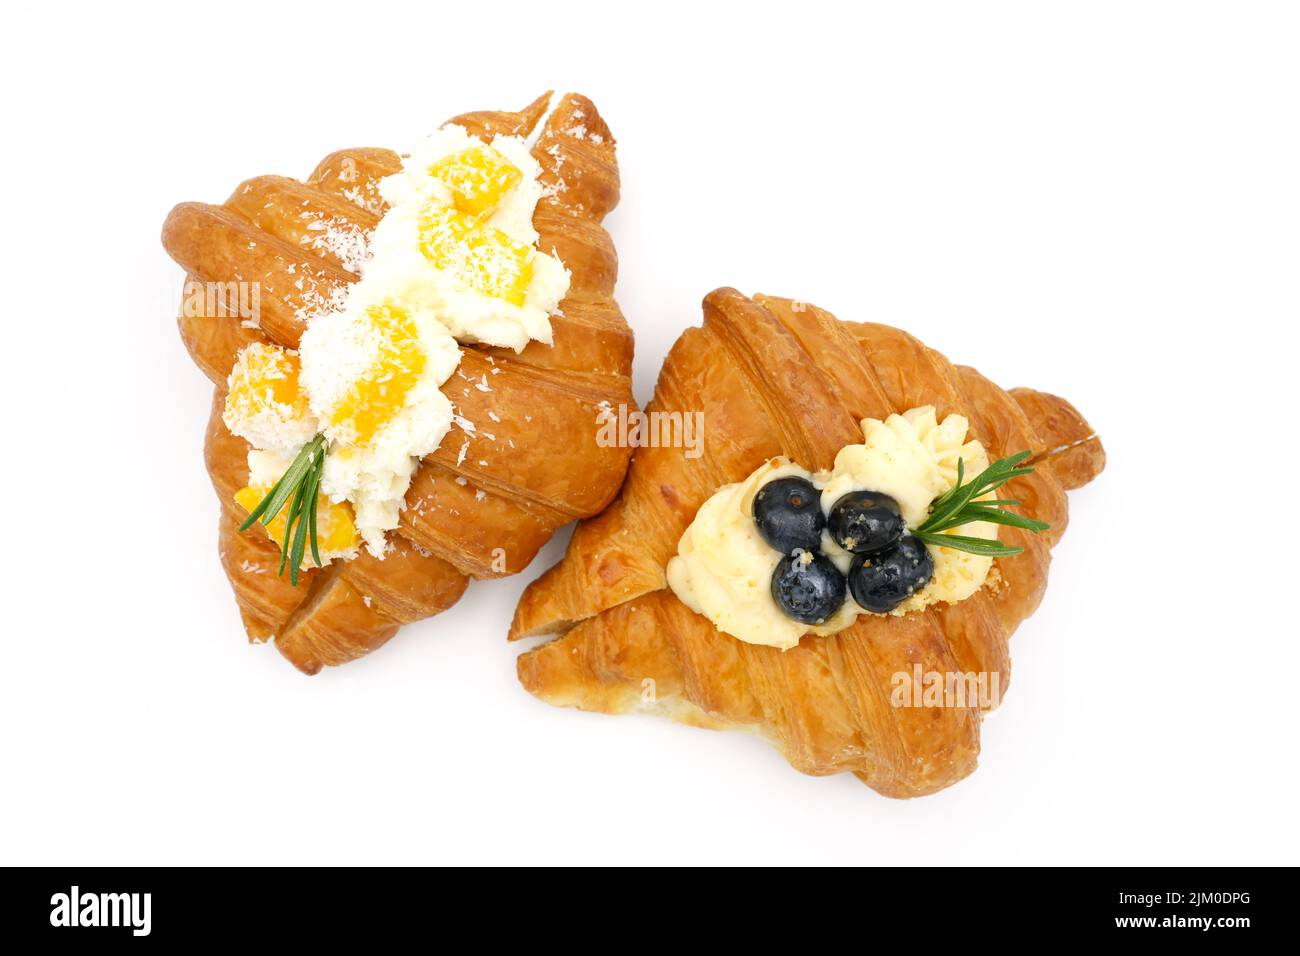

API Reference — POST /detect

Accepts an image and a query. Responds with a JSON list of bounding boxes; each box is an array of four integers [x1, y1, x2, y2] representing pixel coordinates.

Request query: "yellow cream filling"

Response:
[[666, 407, 998, 650]]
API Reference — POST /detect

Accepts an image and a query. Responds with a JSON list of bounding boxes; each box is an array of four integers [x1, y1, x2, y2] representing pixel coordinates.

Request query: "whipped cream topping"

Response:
[[225, 122, 568, 559], [367, 125, 569, 351]]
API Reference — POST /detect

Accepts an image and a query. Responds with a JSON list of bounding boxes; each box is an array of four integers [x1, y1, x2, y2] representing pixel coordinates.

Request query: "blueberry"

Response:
[[771, 549, 846, 624], [847, 535, 934, 613], [827, 490, 905, 555], [753, 477, 824, 553]]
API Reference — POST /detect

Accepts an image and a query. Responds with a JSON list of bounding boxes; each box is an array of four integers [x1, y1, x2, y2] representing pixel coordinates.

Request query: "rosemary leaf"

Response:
[[914, 531, 1026, 557], [289, 486, 312, 586], [237, 434, 328, 583], [930, 504, 1050, 533], [912, 450, 1049, 556], [279, 479, 307, 577], [255, 437, 321, 530], [920, 474, 985, 532], [239, 468, 285, 531], [307, 468, 322, 569]]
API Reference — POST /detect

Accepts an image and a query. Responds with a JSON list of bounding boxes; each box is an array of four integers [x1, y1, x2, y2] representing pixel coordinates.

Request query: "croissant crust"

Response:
[[164, 93, 635, 674], [511, 289, 1104, 797]]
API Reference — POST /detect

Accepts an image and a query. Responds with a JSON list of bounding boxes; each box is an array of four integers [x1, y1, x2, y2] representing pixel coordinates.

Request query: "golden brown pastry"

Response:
[[163, 93, 635, 674], [511, 289, 1104, 797]]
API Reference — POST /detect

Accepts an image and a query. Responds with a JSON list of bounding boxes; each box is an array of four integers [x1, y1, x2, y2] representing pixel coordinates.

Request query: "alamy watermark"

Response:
[[50, 886, 151, 937], [179, 278, 261, 328], [595, 403, 703, 459], [890, 665, 1001, 709]]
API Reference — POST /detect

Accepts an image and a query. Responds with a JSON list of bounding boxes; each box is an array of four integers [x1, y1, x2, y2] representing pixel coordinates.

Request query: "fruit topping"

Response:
[[235, 484, 359, 559], [771, 549, 846, 625], [428, 145, 523, 219], [327, 303, 428, 446], [223, 342, 317, 450], [827, 490, 905, 555], [847, 535, 934, 613], [418, 205, 534, 305], [753, 476, 825, 553]]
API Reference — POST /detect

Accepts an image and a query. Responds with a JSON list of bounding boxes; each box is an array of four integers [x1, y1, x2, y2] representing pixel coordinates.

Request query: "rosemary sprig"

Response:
[[912, 450, 1049, 558], [239, 434, 327, 585]]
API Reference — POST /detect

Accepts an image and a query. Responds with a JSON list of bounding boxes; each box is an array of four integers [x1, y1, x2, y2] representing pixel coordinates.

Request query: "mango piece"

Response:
[[235, 485, 359, 562], [328, 304, 428, 446], [225, 342, 311, 428], [429, 145, 522, 218], [418, 206, 534, 306]]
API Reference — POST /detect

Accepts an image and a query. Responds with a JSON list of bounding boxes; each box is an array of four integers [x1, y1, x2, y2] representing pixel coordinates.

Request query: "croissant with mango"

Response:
[[163, 93, 635, 674]]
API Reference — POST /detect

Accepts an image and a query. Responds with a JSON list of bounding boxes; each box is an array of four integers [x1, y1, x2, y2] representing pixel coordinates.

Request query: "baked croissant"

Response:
[[163, 93, 634, 674], [511, 289, 1104, 797]]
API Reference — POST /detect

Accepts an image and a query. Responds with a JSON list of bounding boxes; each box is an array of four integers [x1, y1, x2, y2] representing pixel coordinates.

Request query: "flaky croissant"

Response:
[[163, 93, 635, 674], [511, 289, 1104, 797]]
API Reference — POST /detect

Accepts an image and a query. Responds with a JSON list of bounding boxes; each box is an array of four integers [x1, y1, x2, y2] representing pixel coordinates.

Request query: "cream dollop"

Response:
[[373, 125, 569, 351], [666, 459, 818, 651], [666, 407, 998, 650]]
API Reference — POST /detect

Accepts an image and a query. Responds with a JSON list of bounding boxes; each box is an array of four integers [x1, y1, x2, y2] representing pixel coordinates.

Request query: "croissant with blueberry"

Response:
[[510, 289, 1104, 797], [163, 93, 634, 674]]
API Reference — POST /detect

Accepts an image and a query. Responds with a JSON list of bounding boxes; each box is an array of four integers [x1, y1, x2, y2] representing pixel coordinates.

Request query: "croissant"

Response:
[[163, 93, 635, 674], [511, 289, 1104, 797]]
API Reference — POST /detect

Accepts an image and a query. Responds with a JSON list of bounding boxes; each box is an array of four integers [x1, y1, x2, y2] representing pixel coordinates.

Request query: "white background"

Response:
[[2, 1, 1296, 866]]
